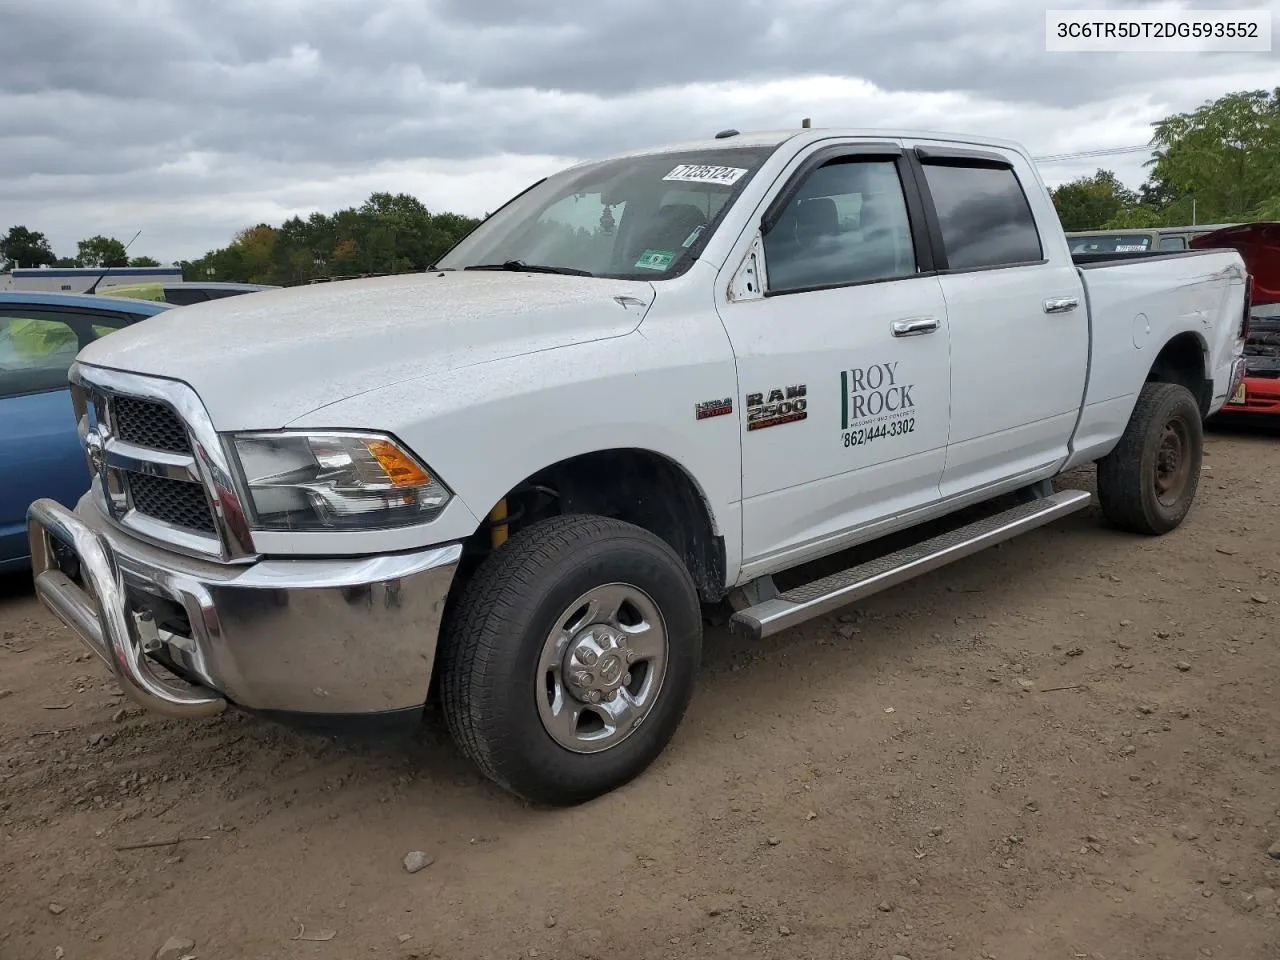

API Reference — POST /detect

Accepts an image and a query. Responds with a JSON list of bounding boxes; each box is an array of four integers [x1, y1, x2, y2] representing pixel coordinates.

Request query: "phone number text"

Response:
[[842, 417, 915, 448]]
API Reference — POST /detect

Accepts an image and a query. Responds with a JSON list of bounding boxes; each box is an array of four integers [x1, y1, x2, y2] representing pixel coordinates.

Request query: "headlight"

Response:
[[230, 431, 451, 531]]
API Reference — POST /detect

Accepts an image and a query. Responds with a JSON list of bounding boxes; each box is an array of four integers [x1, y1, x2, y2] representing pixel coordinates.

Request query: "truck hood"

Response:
[[75, 271, 655, 429], [1191, 222, 1280, 306]]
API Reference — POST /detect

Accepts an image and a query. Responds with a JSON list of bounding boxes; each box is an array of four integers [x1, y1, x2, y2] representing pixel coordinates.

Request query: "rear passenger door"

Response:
[[903, 141, 1089, 498], [715, 142, 953, 572]]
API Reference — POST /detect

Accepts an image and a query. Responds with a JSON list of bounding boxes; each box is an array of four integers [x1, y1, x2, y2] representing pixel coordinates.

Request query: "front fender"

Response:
[[286, 331, 745, 578]]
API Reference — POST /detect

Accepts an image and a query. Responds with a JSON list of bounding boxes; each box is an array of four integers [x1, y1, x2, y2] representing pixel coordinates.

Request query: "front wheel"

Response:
[[1096, 381, 1203, 535], [438, 514, 703, 805]]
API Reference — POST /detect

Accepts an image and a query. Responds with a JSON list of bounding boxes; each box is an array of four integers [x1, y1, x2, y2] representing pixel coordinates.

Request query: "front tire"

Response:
[[1096, 381, 1203, 535], [438, 514, 703, 805]]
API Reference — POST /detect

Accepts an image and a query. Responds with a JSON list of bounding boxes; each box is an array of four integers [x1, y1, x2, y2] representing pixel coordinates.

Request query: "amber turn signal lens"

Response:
[[367, 439, 433, 488]]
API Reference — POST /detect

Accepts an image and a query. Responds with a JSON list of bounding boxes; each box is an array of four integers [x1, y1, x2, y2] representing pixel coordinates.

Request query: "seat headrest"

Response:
[[796, 197, 839, 239]]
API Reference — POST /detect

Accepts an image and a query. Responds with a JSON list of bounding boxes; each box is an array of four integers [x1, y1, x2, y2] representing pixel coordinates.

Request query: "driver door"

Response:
[[714, 143, 953, 572]]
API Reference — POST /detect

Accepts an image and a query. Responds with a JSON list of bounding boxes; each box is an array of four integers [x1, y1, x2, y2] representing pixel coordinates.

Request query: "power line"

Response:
[[1033, 144, 1153, 163], [1034, 144, 1151, 162]]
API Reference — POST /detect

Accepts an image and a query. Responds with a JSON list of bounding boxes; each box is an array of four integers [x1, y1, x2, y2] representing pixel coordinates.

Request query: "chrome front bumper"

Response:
[[27, 496, 462, 719]]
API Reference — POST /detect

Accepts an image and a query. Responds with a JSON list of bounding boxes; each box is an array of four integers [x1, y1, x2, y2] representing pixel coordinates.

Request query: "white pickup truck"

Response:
[[29, 127, 1250, 806]]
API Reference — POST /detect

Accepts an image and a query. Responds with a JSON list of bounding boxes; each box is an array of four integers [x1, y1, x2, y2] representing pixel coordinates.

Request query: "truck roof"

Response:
[[594, 127, 1035, 163]]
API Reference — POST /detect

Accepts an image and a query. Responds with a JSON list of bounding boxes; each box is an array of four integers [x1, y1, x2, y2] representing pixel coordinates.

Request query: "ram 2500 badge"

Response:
[[29, 128, 1249, 805]]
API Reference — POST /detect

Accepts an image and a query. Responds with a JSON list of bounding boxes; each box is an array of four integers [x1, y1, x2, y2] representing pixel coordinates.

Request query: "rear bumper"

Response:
[[1215, 375, 1280, 417], [27, 496, 462, 719]]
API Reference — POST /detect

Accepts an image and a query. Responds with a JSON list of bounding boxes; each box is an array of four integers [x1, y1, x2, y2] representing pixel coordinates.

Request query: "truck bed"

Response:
[[1063, 247, 1247, 467], [1071, 248, 1239, 269]]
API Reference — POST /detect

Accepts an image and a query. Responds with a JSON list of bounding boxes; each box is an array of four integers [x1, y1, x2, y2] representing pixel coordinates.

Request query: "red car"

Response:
[[1192, 222, 1280, 418]]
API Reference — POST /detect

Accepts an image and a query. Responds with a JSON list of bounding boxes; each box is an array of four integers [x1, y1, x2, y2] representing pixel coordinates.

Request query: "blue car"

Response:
[[0, 290, 172, 571]]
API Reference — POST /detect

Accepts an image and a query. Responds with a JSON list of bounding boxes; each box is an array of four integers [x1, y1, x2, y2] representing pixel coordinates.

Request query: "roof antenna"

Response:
[[84, 229, 142, 295]]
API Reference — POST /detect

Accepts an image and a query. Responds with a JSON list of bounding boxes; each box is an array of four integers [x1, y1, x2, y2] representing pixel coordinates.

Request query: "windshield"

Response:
[[435, 145, 780, 279], [1067, 233, 1153, 253]]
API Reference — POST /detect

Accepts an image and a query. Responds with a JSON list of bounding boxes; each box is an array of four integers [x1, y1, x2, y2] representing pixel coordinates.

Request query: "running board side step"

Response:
[[730, 489, 1092, 639]]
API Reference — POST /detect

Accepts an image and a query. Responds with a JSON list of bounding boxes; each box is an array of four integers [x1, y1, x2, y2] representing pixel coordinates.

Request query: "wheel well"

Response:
[[1147, 332, 1211, 417], [452, 449, 727, 605]]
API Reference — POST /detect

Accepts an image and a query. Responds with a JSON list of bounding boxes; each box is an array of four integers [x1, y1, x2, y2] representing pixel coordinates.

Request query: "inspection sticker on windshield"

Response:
[[635, 249, 675, 271], [663, 164, 747, 186]]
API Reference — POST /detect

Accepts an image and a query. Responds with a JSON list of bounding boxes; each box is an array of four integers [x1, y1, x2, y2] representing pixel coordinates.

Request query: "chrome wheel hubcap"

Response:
[[537, 583, 668, 754], [564, 624, 634, 704]]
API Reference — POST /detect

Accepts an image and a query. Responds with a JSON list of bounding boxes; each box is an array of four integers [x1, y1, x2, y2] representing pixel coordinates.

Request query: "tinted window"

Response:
[[764, 158, 918, 293], [0, 310, 128, 400], [1159, 236, 1187, 250], [921, 162, 1043, 269]]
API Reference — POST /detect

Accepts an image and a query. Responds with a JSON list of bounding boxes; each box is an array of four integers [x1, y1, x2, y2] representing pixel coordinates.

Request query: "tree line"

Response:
[[1, 191, 481, 286], [5, 87, 1278, 279], [0, 229, 163, 270], [176, 192, 482, 285], [1050, 87, 1280, 231]]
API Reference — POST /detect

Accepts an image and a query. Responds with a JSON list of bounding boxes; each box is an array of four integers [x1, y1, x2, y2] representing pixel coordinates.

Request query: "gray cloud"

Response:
[[9, 0, 1269, 107], [1, 0, 1274, 260]]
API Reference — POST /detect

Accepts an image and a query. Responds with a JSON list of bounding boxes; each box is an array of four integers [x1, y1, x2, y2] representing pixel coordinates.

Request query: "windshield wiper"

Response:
[[464, 260, 594, 277]]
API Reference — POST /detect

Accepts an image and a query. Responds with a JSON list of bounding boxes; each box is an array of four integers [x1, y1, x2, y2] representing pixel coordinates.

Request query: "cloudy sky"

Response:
[[1, 0, 1276, 264]]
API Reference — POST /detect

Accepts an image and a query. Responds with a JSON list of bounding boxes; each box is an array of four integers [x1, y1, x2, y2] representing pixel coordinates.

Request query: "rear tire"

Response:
[[438, 514, 702, 805], [1096, 381, 1203, 535]]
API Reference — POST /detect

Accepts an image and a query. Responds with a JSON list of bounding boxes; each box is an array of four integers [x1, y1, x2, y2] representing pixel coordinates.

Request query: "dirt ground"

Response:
[[2, 423, 1279, 960]]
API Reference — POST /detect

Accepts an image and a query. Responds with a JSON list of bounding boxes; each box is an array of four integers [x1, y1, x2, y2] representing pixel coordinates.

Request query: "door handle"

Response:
[[891, 316, 939, 337], [1043, 297, 1079, 314]]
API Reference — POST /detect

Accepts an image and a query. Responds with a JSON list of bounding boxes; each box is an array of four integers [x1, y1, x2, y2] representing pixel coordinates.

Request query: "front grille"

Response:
[[128, 473, 216, 533], [75, 368, 246, 560], [113, 396, 191, 453]]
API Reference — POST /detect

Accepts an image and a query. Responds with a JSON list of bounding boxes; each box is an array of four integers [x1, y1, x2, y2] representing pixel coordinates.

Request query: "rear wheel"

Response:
[[438, 514, 702, 805], [1096, 381, 1203, 535]]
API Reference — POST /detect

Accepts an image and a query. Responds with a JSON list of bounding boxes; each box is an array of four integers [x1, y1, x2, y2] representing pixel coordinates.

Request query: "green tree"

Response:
[[0, 225, 58, 269], [1137, 177, 1180, 210], [129, 255, 161, 267], [1254, 196, 1280, 220], [76, 235, 130, 267], [1102, 205, 1164, 229], [1050, 169, 1138, 231], [180, 192, 481, 285], [229, 224, 279, 283], [1145, 87, 1280, 223]]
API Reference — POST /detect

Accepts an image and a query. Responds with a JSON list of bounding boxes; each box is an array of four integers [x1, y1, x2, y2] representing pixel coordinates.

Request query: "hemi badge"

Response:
[[695, 397, 733, 420]]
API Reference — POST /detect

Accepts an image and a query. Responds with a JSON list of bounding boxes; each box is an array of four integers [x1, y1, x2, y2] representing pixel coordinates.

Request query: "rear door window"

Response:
[[919, 162, 1043, 269]]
